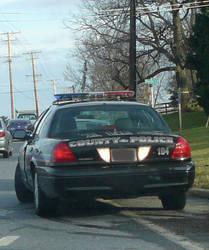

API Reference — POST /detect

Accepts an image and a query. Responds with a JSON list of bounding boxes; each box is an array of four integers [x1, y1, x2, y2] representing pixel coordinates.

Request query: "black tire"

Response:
[[161, 192, 186, 210], [3, 151, 9, 158], [15, 163, 33, 203], [34, 172, 58, 216]]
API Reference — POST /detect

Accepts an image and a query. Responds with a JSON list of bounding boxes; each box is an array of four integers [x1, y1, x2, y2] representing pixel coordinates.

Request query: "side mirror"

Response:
[[26, 124, 34, 133]]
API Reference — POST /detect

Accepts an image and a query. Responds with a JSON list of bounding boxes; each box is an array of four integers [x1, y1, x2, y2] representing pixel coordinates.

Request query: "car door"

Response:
[[24, 109, 51, 186], [22, 109, 49, 185]]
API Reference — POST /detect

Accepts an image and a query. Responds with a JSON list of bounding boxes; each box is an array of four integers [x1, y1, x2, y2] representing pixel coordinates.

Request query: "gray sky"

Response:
[[0, 0, 82, 117]]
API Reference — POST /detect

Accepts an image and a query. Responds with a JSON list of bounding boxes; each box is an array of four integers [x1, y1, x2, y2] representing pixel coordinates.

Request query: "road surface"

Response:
[[0, 141, 208, 250]]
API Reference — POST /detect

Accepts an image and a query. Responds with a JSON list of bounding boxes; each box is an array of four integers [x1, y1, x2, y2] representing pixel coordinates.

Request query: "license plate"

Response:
[[111, 148, 137, 162]]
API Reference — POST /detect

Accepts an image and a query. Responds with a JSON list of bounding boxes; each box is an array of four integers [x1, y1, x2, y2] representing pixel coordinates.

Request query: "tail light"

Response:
[[0, 131, 5, 137], [52, 142, 77, 162], [171, 137, 191, 159]]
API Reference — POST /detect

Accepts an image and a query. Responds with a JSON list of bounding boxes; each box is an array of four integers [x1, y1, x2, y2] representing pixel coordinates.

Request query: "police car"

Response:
[[13, 91, 195, 216]]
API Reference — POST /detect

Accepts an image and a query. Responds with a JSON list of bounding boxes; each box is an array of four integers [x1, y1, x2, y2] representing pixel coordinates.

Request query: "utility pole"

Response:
[[129, 0, 136, 97], [81, 60, 87, 92], [24, 51, 41, 117], [49, 79, 60, 95], [1, 31, 20, 119], [61, 86, 74, 93]]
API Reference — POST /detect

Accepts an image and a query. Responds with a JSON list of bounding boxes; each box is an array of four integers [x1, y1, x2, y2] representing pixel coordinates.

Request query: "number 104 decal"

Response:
[[157, 147, 169, 156]]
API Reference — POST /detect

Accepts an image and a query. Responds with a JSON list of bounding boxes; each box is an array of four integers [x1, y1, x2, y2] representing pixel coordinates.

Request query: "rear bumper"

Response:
[[36, 161, 195, 200], [9, 129, 23, 137]]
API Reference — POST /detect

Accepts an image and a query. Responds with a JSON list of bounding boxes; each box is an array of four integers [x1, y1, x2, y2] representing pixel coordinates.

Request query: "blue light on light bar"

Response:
[[54, 93, 89, 100]]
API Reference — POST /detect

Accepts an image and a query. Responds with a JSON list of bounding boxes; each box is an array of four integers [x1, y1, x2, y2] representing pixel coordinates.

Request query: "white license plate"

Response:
[[111, 148, 137, 162]]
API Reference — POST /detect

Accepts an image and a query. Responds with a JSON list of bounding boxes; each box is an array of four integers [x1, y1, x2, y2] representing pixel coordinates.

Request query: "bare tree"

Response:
[[135, 0, 197, 109], [65, 0, 198, 109]]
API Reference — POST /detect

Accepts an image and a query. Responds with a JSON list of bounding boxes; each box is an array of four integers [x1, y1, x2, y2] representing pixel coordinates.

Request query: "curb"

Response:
[[189, 188, 209, 199]]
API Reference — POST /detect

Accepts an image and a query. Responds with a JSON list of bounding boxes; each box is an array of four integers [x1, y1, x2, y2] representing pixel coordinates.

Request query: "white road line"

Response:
[[0, 236, 20, 247], [122, 210, 204, 250], [0, 209, 10, 217], [103, 200, 204, 250]]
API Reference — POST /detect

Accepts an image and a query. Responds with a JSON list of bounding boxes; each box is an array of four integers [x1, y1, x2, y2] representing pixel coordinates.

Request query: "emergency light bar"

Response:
[[53, 91, 135, 104]]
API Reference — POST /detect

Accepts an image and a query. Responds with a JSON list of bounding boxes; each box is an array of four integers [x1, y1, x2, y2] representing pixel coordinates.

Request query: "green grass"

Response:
[[164, 111, 209, 188], [163, 110, 208, 130]]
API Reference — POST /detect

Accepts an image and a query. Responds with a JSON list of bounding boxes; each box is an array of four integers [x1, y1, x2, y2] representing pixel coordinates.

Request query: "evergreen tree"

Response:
[[187, 9, 209, 118]]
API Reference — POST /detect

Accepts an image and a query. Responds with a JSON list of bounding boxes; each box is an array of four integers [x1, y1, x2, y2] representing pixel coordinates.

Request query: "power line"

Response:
[[0, 18, 61, 22], [0, 9, 63, 81], [12, 85, 35, 100], [0, 12, 23, 14], [136, 2, 209, 15], [96, 1, 209, 16], [0, 88, 53, 95], [99, 0, 209, 12]]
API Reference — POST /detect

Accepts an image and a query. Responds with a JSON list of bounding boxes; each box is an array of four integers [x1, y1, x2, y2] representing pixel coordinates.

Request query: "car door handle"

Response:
[[35, 148, 40, 154]]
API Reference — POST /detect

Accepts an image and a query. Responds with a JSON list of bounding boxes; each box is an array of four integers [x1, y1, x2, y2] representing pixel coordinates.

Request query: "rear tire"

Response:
[[15, 163, 33, 203], [34, 172, 58, 216], [161, 192, 186, 210]]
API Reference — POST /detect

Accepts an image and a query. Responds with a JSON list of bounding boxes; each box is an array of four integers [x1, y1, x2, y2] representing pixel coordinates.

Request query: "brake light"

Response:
[[52, 142, 77, 162], [0, 131, 5, 137], [171, 137, 191, 159]]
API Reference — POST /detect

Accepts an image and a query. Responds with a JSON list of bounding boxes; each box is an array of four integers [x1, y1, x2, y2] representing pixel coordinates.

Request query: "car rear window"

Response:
[[49, 104, 170, 139], [18, 114, 37, 120]]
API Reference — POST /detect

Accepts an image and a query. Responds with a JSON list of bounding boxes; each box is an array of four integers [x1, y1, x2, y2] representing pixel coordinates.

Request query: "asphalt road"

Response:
[[0, 141, 208, 250]]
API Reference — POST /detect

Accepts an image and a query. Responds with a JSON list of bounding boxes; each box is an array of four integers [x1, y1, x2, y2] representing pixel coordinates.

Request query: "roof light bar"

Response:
[[54, 91, 135, 103]]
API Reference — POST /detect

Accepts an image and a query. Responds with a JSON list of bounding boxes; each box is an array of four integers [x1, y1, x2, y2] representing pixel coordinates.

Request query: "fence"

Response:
[[154, 102, 178, 115]]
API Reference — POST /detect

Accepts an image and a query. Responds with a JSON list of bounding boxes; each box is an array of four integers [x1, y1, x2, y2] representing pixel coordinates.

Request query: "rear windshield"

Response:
[[49, 104, 171, 139], [17, 114, 37, 120]]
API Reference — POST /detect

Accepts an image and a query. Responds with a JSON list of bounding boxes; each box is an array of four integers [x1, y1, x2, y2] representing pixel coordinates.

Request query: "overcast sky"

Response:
[[0, 0, 82, 118]]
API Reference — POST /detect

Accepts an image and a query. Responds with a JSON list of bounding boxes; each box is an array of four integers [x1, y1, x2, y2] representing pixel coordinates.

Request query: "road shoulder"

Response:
[[189, 188, 209, 199]]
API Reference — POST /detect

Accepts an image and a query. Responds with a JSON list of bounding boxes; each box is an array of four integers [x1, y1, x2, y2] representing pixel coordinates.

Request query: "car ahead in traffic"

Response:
[[0, 118, 13, 158], [7, 119, 32, 137], [16, 110, 37, 124], [13, 91, 195, 216]]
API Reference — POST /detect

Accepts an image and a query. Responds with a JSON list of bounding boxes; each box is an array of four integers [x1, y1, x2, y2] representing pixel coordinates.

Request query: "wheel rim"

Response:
[[34, 174, 39, 210]]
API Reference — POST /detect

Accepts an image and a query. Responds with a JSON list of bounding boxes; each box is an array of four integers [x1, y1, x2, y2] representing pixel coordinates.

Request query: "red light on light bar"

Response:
[[105, 91, 135, 96]]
